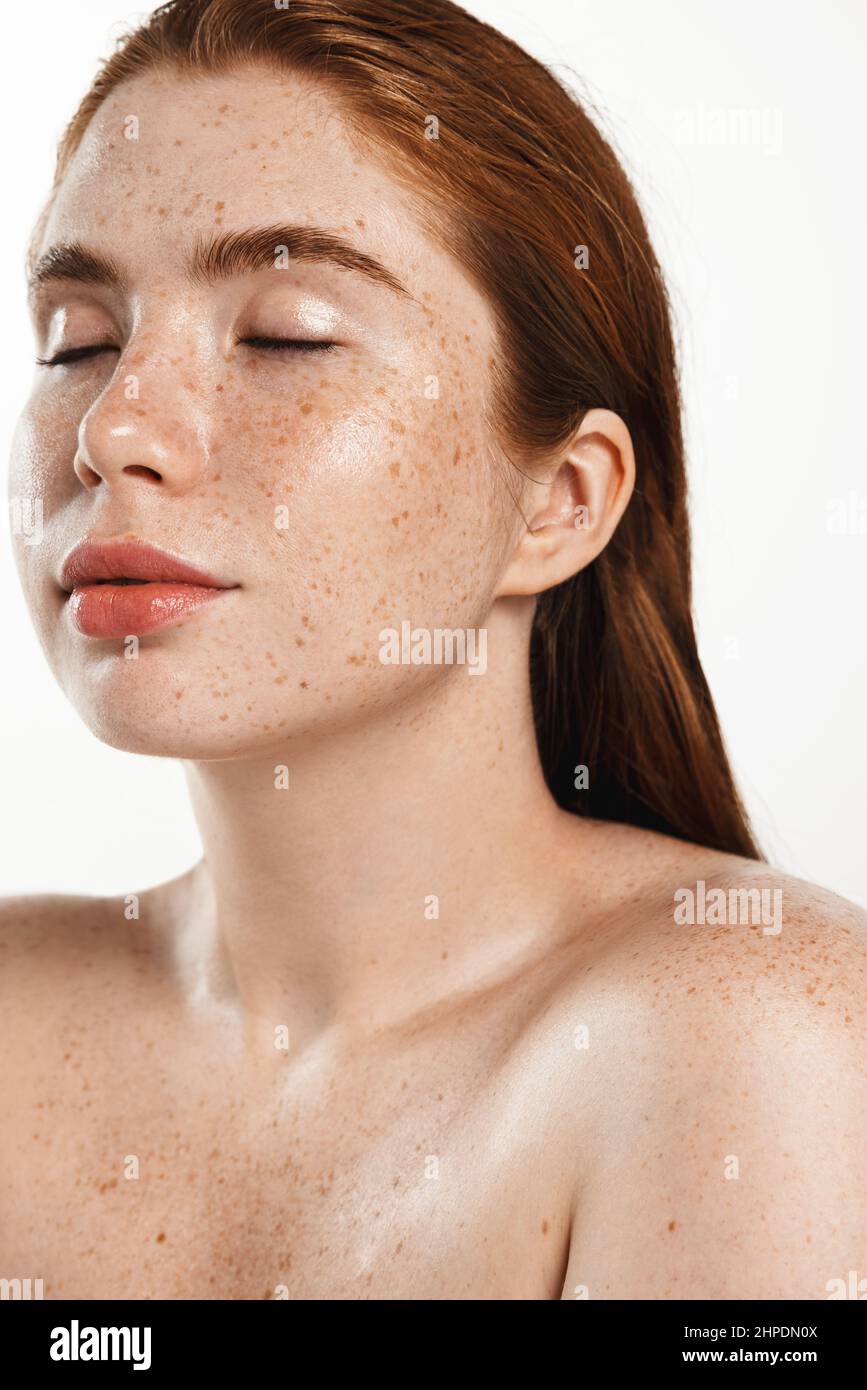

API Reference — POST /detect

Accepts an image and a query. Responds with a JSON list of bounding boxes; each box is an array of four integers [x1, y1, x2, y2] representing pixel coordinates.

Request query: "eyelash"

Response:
[[240, 336, 338, 355], [35, 344, 117, 367], [35, 338, 338, 367]]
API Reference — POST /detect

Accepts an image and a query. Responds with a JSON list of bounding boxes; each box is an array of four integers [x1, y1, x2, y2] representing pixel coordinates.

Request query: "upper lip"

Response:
[[60, 539, 236, 593]]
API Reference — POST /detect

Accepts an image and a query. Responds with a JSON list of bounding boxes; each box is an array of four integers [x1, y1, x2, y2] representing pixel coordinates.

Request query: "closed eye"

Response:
[[36, 344, 119, 367], [241, 336, 338, 355], [35, 338, 338, 366]]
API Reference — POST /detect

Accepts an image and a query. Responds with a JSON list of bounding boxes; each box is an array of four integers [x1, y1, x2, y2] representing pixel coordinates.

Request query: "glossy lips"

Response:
[[61, 540, 236, 638]]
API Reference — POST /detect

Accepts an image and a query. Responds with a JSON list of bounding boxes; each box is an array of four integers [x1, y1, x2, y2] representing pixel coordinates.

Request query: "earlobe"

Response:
[[495, 408, 636, 599]]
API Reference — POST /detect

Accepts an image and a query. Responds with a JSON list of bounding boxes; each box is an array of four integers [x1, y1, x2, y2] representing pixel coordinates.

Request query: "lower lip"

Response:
[[68, 583, 231, 638]]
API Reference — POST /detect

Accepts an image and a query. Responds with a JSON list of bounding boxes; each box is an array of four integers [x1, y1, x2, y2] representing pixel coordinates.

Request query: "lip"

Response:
[[60, 539, 238, 639]]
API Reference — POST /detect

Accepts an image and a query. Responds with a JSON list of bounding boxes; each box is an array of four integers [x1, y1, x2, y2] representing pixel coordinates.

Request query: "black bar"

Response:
[[2, 1297, 864, 1374]]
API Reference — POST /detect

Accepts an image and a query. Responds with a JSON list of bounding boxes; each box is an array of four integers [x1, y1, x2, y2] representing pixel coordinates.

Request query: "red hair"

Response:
[[49, 0, 759, 856]]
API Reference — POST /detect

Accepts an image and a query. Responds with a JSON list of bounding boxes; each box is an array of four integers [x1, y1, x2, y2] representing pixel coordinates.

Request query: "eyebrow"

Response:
[[28, 243, 125, 297], [28, 224, 413, 302]]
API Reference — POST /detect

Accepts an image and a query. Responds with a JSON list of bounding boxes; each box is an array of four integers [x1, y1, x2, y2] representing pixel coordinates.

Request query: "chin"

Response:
[[48, 646, 270, 759], [69, 689, 263, 759], [54, 662, 377, 761], [77, 709, 261, 760], [45, 616, 452, 758]]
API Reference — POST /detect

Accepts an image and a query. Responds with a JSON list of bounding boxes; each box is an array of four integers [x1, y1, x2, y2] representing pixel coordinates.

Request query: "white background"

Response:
[[1, 0, 864, 904]]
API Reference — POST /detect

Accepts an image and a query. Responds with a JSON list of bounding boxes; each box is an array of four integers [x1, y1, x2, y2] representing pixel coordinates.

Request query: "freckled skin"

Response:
[[2, 839, 866, 1299], [12, 69, 504, 757], [4, 69, 867, 1300]]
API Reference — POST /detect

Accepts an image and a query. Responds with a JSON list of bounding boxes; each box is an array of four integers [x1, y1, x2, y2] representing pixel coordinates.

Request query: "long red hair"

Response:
[[48, 0, 760, 857]]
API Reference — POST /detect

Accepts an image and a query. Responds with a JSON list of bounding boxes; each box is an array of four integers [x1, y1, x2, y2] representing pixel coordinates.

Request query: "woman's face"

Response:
[[11, 67, 516, 756]]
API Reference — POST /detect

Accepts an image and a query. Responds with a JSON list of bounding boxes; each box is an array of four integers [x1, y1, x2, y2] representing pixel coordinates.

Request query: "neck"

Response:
[[176, 604, 575, 1043]]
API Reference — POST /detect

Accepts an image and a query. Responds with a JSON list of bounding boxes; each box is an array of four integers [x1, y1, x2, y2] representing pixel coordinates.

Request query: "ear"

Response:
[[495, 408, 636, 598]]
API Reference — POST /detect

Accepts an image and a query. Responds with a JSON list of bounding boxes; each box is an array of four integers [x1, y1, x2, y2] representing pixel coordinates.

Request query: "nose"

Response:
[[74, 350, 209, 494]]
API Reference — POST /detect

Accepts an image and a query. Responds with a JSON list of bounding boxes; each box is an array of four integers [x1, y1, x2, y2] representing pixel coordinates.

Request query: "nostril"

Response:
[[76, 461, 102, 488], [123, 465, 163, 482]]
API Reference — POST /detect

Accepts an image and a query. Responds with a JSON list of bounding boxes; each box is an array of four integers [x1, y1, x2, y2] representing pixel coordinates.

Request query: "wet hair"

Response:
[[49, 0, 759, 856]]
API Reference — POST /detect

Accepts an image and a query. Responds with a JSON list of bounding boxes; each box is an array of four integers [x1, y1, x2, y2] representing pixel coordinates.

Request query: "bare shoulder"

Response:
[[0, 890, 133, 959], [0, 891, 118, 968], [548, 821, 867, 1299], [0, 875, 188, 952], [629, 828, 865, 1027], [0, 886, 185, 1138], [0, 888, 168, 1027], [553, 817, 867, 1009]]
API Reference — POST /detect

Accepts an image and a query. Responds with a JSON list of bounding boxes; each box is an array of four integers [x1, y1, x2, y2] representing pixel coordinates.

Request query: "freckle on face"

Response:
[[14, 66, 511, 759]]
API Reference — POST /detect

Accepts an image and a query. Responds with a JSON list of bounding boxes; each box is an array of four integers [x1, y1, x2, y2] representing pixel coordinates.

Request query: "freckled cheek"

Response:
[[207, 374, 496, 603], [12, 397, 84, 505], [207, 376, 397, 520], [272, 414, 467, 559], [374, 410, 495, 568]]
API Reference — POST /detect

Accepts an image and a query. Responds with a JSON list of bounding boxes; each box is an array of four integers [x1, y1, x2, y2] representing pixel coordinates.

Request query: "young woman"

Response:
[[4, 0, 865, 1300]]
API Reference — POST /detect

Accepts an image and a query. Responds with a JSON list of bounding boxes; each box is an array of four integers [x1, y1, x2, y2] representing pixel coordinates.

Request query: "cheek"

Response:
[[8, 406, 71, 626], [217, 362, 499, 637], [9, 395, 80, 507], [10, 349, 506, 756]]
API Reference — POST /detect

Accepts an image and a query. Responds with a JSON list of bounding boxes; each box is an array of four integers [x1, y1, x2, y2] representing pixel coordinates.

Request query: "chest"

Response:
[[3, 1037, 569, 1299]]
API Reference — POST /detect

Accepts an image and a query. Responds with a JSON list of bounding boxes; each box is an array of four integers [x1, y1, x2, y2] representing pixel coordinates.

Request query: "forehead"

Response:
[[40, 66, 480, 318]]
